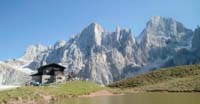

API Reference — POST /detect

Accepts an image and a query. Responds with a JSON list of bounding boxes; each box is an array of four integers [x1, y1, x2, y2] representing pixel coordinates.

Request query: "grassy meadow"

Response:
[[1, 64, 200, 103], [108, 64, 200, 92], [0, 81, 104, 104]]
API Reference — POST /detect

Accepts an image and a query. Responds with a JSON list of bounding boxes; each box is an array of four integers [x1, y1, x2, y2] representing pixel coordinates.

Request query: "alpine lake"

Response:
[[55, 92, 200, 104]]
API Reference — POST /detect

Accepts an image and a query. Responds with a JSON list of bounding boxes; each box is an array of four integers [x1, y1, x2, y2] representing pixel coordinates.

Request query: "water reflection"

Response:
[[57, 93, 200, 104]]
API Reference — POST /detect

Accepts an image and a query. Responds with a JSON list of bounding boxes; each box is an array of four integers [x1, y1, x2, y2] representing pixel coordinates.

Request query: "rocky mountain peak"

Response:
[[138, 16, 193, 48], [87, 22, 104, 33], [81, 22, 104, 46], [119, 29, 135, 47], [77, 23, 105, 53], [1, 17, 198, 85], [54, 40, 67, 49], [149, 16, 175, 26], [22, 44, 48, 61], [147, 16, 177, 34]]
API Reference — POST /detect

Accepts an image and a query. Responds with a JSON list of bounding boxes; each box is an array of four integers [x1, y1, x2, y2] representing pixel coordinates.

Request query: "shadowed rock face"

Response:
[[1, 16, 199, 85], [164, 26, 200, 67], [192, 26, 200, 50]]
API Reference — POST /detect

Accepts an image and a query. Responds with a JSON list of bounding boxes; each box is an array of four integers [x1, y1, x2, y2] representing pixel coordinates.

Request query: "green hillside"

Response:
[[0, 81, 104, 103], [108, 64, 200, 92]]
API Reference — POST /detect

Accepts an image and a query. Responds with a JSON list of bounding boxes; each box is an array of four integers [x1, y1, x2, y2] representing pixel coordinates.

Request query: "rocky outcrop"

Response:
[[22, 44, 48, 61], [0, 62, 30, 85], [138, 16, 193, 48], [163, 26, 200, 66], [137, 16, 193, 67], [192, 26, 200, 50]]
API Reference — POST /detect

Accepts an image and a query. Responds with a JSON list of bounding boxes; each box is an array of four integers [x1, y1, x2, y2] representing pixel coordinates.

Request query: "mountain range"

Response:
[[0, 16, 200, 85]]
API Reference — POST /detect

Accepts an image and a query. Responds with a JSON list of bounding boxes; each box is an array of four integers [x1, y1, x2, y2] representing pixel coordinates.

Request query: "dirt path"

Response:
[[80, 90, 116, 98]]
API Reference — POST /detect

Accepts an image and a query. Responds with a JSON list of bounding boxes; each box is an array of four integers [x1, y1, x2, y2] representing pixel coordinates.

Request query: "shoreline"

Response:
[[2, 88, 200, 104], [77, 88, 200, 98], [79, 90, 121, 98]]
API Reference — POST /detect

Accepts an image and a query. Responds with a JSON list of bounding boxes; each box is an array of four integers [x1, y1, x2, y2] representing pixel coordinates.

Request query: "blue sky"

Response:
[[0, 0, 199, 60]]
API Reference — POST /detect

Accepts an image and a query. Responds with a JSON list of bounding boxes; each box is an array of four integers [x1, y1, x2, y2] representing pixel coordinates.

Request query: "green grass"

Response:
[[2, 64, 200, 103], [138, 75, 200, 92], [108, 64, 200, 92], [0, 81, 104, 103]]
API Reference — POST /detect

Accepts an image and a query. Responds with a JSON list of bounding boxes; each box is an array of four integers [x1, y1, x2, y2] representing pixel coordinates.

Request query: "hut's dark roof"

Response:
[[38, 63, 66, 70], [31, 73, 43, 76], [31, 63, 66, 76]]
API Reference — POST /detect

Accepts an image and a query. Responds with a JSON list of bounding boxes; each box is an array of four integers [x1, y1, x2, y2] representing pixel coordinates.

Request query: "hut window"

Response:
[[57, 77, 62, 80], [45, 78, 49, 80]]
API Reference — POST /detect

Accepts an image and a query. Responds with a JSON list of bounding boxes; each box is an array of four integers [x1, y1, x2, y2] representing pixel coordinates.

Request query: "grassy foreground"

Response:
[[0, 81, 104, 104], [108, 64, 200, 92], [1, 64, 200, 103]]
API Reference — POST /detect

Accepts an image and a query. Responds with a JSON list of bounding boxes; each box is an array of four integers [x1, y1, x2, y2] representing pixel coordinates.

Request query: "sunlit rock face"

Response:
[[1, 16, 199, 85], [19, 22, 139, 85], [139, 16, 192, 50], [22, 44, 48, 61], [137, 16, 193, 67], [0, 62, 30, 85]]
